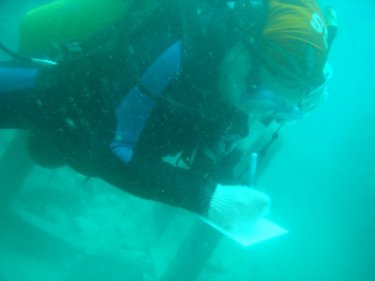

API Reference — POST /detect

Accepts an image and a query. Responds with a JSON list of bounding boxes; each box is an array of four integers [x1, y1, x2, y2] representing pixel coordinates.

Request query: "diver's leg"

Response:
[[0, 61, 66, 168], [0, 61, 37, 129]]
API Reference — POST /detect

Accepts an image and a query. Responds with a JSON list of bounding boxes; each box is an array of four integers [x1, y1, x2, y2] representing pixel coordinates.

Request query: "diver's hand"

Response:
[[207, 184, 270, 233]]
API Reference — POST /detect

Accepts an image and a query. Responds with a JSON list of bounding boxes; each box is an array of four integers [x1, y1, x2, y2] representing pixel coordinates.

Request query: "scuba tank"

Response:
[[18, 0, 134, 56]]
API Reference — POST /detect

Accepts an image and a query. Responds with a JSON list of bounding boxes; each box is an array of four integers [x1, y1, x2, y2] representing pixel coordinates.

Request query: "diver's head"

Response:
[[260, 0, 329, 100], [221, 0, 331, 122]]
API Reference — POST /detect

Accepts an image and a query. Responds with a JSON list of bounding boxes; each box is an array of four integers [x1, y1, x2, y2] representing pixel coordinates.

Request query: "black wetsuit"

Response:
[[0, 1, 267, 215]]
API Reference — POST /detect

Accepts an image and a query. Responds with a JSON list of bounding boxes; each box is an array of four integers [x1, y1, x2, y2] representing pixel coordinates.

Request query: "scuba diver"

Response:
[[0, 0, 337, 233]]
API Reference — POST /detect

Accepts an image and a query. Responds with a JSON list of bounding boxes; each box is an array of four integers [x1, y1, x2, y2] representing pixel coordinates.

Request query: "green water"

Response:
[[0, 0, 374, 280]]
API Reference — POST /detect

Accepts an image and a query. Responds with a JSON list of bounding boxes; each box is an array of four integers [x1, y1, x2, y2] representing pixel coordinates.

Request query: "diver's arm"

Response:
[[108, 147, 270, 232], [99, 149, 271, 234], [99, 154, 216, 215], [134, 157, 216, 214]]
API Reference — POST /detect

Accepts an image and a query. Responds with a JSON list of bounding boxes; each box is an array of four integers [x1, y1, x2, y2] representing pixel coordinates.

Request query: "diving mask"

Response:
[[239, 64, 330, 123]]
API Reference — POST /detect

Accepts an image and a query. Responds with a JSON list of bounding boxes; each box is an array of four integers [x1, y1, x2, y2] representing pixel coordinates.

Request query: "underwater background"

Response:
[[0, 0, 374, 280]]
